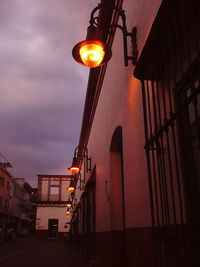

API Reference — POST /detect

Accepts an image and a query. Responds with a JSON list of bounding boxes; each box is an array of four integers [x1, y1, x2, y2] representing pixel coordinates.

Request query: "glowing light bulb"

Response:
[[70, 166, 79, 175], [80, 43, 105, 67], [67, 186, 75, 192]]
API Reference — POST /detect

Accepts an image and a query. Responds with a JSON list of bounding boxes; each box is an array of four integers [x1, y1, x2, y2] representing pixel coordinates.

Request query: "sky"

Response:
[[0, 0, 98, 187]]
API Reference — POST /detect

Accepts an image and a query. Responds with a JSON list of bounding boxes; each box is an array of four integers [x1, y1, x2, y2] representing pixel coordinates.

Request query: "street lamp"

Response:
[[72, 24, 112, 68], [66, 209, 70, 216], [66, 197, 72, 208], [67, 178, 76, 192], [68, 156, 80, 175], [67, 185, 75, 192], [68, 146, 91, 175], [72, 3, 138, 68]]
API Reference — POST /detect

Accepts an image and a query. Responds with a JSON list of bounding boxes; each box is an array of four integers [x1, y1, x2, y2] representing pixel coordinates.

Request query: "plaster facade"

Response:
[[35, 175, 72, 240], [69, 0, 200, 266]]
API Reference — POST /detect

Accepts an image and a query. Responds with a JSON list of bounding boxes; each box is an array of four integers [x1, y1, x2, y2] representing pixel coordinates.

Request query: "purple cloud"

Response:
[[0, 0, 98, 186]]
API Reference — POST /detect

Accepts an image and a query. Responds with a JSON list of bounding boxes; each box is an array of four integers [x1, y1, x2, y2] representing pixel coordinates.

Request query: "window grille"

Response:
[[134, 0, 200, 266]]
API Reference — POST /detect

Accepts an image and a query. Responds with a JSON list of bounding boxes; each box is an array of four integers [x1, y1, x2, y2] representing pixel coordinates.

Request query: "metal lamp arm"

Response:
[[90, 4, 127, 27], [74, 145, 91, 172], [89, 3, 138, 66]]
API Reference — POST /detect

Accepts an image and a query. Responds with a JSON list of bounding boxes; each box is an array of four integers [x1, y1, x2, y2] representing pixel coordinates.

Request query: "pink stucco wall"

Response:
[[85, 0, 162, 231]]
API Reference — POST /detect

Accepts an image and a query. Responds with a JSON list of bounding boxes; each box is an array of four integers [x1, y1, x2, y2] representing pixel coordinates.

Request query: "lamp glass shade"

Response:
[[72, 40, 112, 68], [69, 166, 79, 175], [79, 43, 105, 68], [66, 201, 72, 208], [68, 156, 79, 174], [67, 186, 75, 192]]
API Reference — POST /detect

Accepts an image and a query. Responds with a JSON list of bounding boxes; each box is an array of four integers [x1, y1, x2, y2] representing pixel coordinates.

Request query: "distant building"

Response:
[[35, 175, 72, 240], [10, 178, 36, 235], [30, 187, 38, 232], [0, 158, 36, 239], [9, 178, 24, 234], [0, 166, 12, 237]]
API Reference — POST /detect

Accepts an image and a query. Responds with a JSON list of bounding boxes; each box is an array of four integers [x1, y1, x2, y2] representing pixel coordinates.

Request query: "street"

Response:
[[0, 237, 89, 267]]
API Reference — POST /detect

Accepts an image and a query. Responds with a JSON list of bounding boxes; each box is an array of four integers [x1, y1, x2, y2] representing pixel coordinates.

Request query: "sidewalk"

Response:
[[0, 236, 90, 267]]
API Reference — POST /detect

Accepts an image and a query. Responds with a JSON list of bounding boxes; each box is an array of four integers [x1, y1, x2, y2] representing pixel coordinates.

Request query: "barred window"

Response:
[[134, 0, 200, 266]]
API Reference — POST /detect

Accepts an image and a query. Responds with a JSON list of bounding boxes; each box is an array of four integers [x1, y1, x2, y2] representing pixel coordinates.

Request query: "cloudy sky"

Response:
[[0, 0, 97, 187]]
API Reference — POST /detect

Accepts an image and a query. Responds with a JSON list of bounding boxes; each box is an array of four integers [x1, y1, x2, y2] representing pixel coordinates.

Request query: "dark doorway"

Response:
[[48, 219, 58, 239]]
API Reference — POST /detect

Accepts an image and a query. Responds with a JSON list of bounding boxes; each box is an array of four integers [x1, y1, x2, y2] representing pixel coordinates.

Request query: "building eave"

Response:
[[78, 0, 123, 148]]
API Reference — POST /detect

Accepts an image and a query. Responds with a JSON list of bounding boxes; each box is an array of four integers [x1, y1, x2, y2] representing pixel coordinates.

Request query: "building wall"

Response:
[[9, 179, 23, 234], [0, 168, 11, 214], [38, 175, 70, 202], [40, 180, 49, 201], [72, 0, 200, 266], [0, 168, 12, 236], [36, 175, 71, 240], [85, 0, 162, 230], [36, 206, 70, 232], [73, 0, 163, 266]]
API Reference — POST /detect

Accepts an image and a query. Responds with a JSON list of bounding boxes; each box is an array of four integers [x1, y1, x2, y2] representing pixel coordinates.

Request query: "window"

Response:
[[49, 186, 60, 201], [134, 0, 200, 265]]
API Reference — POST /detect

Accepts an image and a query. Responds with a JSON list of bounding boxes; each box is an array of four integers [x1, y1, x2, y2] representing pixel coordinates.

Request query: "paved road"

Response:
[[0, 237, 89, 267]]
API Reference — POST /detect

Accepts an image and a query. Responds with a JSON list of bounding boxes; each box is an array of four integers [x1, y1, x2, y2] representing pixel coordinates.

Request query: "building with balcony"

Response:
[[35, 175, 72, 240], [69, 0, 200, 266], [9, 178, 36, 236], [9, 178, 24, 234]]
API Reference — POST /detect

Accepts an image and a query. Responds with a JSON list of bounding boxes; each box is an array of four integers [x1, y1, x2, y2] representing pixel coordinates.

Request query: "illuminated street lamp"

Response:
[[67, 185, 75, 192], [68, 156, 80, 175], [72, 3, 138, 67], [66, 198, 72, 208], [72, 24, 111, 68], [68, 146, 91, 175], [66, 210, 70, 216]]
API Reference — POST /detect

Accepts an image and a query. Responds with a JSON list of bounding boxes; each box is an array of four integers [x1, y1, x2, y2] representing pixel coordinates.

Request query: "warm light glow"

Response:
[[67, 186, 75, 192], [66, 211, 70, 215], [70, 166, 80, 175], [79, 43, 105, 67], [66, 203, 72, 208]]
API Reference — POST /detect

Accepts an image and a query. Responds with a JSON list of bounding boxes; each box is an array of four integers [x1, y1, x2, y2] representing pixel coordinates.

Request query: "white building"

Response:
[[36, 175, 72, 240]]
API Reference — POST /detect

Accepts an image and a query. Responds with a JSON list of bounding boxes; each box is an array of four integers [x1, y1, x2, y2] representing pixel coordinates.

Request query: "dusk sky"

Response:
[[0, 0, 97, 187]]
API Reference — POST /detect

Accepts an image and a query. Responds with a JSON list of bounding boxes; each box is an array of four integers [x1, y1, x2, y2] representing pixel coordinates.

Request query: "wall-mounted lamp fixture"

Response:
[[66, 197, 72, 208], [76, 173, 85, 191], [66, 209, 70, 216], [67, 183, 76, 192], [68, 173, 85, 192], [72, 3, 138, 68], [68, 146, 91, 175], [67, 146, 91, 193], [68, 156, 80, 175]]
